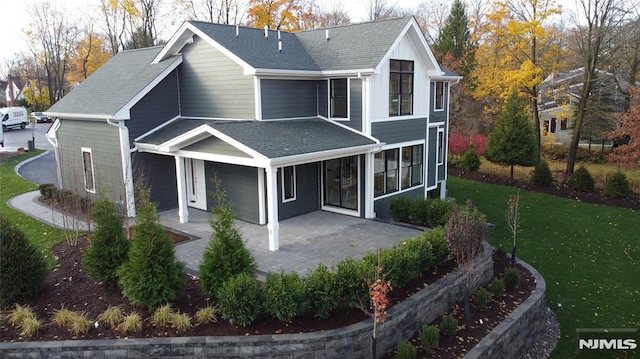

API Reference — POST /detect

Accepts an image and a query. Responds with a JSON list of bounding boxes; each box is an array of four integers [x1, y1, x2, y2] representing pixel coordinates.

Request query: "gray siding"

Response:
[[206, 162, 259, 223], [371, 118, 427, 144], [128, 71, 180, 142], [427, 127, 437, 188], [132, 152, 177, 210], [261, 80, 318, 119], [179, 36, 254, 119], [318, 81, 328, 117], [344, 79, 362, 132], [374, 187, 424, 219], [57, 119, 123, 203], [429, 82, 448, 124], [278, 163, 319, 220]]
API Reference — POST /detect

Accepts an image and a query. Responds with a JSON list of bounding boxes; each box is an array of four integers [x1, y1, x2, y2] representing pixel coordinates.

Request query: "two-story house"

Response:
[[46, 17, 460, 251]]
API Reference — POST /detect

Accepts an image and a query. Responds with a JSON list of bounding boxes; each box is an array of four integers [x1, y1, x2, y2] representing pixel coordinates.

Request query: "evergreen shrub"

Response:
[[567, 166, 595, 192], [217, 273, 262, 327], [263, 270, 308, 321]]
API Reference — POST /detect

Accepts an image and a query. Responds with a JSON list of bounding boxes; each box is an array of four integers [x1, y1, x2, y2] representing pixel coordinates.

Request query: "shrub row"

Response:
[[217, 230, 451, 326], [390, 196, 453, 228], [38, 183, 91, 213], [543, 145, 607, 164]]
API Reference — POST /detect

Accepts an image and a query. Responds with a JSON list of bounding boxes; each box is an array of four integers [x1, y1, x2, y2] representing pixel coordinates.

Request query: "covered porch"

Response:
[[162, 209, 423, 278]]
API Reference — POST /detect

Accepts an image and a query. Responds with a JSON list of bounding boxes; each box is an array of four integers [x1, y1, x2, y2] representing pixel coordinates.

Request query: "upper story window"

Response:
[[81, 147, 96, 193], [389, 60, 414, 116], [434, 82, 444, 111], [330, 78, 348, 118]]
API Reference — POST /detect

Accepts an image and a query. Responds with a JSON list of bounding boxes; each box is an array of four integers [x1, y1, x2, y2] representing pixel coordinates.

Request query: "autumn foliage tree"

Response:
[[608, 86, 640, 169], [247, 0, 314, 31]]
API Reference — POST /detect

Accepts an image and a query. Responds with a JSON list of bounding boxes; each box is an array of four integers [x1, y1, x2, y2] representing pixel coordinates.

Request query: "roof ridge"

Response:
[[297, 16, 412, 33]]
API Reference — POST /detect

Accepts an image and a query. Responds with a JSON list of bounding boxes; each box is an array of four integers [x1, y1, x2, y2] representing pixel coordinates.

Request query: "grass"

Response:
[[0, 151, 67, 268], [448, 176, 639, 358]]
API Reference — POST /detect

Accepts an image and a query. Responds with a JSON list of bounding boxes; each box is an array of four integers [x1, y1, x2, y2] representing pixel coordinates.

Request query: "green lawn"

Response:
[[0, 151, 66, 268], [448, 176, 639, 358]]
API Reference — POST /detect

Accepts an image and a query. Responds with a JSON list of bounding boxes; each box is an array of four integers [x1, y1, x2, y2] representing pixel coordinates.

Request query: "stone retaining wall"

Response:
[[0, 242, 496, 359]]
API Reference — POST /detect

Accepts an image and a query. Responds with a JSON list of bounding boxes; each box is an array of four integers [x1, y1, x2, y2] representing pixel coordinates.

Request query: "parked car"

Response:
[[31, 111, 52, 123]]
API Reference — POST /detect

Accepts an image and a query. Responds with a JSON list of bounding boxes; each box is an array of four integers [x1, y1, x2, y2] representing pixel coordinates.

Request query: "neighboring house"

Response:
[[4, 78, 25, 106], [46, 17, 460, 251], [538, 67, 626, 145]]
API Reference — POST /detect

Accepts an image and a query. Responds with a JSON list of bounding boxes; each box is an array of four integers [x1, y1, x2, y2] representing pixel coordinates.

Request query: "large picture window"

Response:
[[282, 166, 296, 202], [81, 147, 95, 193], [330, 78, 348, 118], [434, 81, 444, 111], [389, 60, 414, 116], [401, 144, 423, 188]]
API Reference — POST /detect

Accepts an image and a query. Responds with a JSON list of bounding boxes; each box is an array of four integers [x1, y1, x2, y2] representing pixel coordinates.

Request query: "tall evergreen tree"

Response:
[[433, 0, 476, 79], [486, 89, 538, 181]]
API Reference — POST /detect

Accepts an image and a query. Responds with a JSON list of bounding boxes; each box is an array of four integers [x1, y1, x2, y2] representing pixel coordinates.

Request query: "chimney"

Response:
[[236, 24, 239, 37], [264, 26, 268, 39], [325, 29, 329, 42]]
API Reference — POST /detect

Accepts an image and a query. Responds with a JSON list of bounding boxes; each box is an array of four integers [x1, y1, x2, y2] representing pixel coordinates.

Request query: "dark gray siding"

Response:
[[179, 36, 254, 119], [371, 118, 427, 144], [128, 71, 180, 143], [344, 79, 362, 132], [427, 127, 438, 188], [206, 162, 259, 223], [318, 81, 328, 117], [429, 82, 448, 124], [374, 187, 424, 219], [278, 163, 319, 220], [132, 152, 177, 210], [57, 119, 123, 203], [261, 80, 318, 119]]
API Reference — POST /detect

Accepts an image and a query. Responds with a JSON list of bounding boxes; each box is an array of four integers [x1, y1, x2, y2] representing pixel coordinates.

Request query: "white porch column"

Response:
[[265, 166, 279, 251], [364, 152, 376, 219], [175, 156, 189, 223]]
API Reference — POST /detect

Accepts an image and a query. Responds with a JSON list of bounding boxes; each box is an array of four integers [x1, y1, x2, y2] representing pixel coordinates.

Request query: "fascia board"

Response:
[[269, 143, 383, 167]]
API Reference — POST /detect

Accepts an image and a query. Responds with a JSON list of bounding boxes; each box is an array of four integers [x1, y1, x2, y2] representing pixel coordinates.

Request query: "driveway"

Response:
[[2, 122, 57, 185]]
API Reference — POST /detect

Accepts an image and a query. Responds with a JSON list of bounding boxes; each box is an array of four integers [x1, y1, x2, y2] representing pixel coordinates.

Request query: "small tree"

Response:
[[608, 86, 640, 169], [446, 200, 486, 321], [485, 89, 539, 181], [83, 198, 129, 288], [199, 175, 256, 297], [362, 252, 392, 359], [506, 191, 521, 268], [117, 187, 185, 309], [0, 215, 48, 307]]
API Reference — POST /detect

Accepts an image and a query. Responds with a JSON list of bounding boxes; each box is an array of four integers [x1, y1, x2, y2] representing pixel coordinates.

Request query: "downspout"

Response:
[[106, 118, 136, 218]]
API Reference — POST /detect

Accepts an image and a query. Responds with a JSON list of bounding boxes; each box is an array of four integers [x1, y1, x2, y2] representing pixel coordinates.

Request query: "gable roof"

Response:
[[46, 46, 181, 119]]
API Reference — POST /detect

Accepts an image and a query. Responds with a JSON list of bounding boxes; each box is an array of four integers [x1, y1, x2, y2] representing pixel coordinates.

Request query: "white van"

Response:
[[1, 107, 28, 131]]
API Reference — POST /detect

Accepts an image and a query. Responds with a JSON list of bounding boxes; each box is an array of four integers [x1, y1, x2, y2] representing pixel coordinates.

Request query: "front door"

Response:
[[185, 158, 206, 210], [323, 156, 359, 212]]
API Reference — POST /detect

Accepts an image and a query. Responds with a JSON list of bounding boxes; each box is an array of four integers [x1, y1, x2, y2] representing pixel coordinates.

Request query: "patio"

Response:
[[161, 209, 424, 279]]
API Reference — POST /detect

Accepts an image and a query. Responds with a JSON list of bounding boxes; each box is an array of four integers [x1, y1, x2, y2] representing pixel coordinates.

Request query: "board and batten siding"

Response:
[[179, 36, 254, 119], [128, 71, 180, 142], [371, 118, 427, 144], [205, 162, 259, 223], [261, 80, 318, 119], [278, 163, 319, 220], [132, 152, 177, 210], [429, 81, 448, 124], [57, 120, 123, 203]]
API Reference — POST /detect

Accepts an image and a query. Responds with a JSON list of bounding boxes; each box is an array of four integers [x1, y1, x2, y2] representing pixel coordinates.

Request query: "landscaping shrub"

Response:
[[83, 198, 129, 288], [603, 170, 631, 197], [172, 311, 193, 333], [217, 273, 262, 327], [364, 243, 420, 288], [567, 166, 595, 192], [199, 179, 256, 296], [543, 145, 607, 164], [194, 304, 219, 325], [38, 183, 57, 199], [97, 306, 124, 329], [263, 270, 308, 321], [0, 215, 48, 307], [151, 304, 174, 328], [473, 287, 493, 308], [421, 228, 450, 265], [390, 196, 414, 223], [440, 314, 458, 338], [495, 246, 507, 260], [419, 324, 439, 353], [335, 257, 371, 309], [460, 145, 481, 171], [404, 235, 434, 273], [117, 190, 185, 309], [305, 263, 340, 318], [413, 197, 453, 228], [504, 267, 520, 290], [470, 134, 488, 155], [117, 312, 142, 333], [531, 159, 553, 187], [395, 340, 417, 359], [488, 278, 505, 297]]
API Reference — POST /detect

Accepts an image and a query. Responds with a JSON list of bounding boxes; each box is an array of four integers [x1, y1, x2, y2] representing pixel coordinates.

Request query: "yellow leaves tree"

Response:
[[22, 80, 50, 111], [66, 31, 110, 85], [247, 0, 315, 31], [474, 0, 566, 154]]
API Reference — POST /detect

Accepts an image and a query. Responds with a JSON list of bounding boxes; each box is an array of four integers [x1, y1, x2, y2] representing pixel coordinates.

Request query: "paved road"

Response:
[[1, 122, 57, 185]]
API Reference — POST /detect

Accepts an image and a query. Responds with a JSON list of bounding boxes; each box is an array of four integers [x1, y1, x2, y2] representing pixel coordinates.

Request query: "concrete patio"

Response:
[[161, 209, 424, 279]]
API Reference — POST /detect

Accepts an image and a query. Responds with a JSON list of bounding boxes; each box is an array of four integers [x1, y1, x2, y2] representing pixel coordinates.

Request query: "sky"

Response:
[[0, 0, 579, 73]]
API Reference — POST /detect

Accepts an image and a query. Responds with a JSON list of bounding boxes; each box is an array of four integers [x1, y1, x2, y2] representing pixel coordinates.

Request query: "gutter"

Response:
[[106, 118, 136, 217]]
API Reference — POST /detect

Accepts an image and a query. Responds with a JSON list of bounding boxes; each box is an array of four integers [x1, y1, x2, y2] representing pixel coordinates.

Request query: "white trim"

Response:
[[328, 78, 350, 121], [175, 155, 189, 223], [134, 115, 181, 142], [320, 156, 361, 218], [46, 119, 63, 188], [257, 168, 266, 224], [364, 152, 375, 219], [254, 77, 262, 121], [266, 167, 279, 251], [281, 165, 297, 203], [371, 115, 426, 123], [248, 68, 376, 78], [373, 184, 425, 201], [373, 141, 426, 198], [428, 121, 446, 127], [434, 81, 445, 112], [437, 128, 445, 165], [106, 119, 136, 217], [185, 158, 207, 210], [45, 113, 117, 120], [362, 76, 372, 136], [80, 147, 96, 194], [269, 143, 381, 167]]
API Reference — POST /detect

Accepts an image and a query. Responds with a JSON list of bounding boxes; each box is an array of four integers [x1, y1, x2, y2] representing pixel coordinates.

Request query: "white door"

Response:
[[185, 158, 207, 210]]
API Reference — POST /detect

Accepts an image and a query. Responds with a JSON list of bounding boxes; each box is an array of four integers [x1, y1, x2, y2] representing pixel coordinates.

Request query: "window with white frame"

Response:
[[81, 147, 96, 193], [401, 144, 423, 188], [375, 144, 424, 197], [434, 81, 444, 111], [389, 60, 414, 116], [330, 78, 348, 118], [282, 165, 296, 202], [437, 129, 445, 164]]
